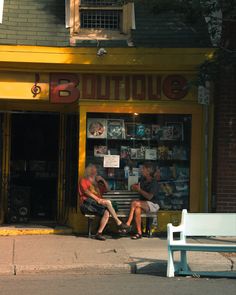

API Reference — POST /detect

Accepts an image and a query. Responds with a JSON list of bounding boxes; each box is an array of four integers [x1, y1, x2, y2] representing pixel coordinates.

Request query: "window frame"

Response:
[[70, 0, 135, 42]]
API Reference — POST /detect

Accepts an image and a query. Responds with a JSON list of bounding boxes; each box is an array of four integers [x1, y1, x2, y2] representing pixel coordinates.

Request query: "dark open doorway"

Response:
[[8, 113, 59, 223]]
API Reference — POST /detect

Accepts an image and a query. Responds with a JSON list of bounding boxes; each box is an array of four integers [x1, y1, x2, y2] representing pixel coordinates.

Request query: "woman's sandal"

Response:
[[118, 223, 131, 233], [131, 233, 142, 240]]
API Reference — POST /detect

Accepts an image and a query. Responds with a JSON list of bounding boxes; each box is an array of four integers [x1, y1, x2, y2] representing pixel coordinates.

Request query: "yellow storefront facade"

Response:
[[0, 45, 214, 233]]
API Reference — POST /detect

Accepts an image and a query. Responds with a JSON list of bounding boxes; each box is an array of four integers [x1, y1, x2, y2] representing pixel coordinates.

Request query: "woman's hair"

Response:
[[143, 162, 155, 177], [84, 164, 97, 178]]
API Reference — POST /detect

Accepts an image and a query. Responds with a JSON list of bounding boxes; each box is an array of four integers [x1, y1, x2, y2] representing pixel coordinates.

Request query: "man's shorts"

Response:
[[146, 201, 160, 213], [80, 197, 106, 217]]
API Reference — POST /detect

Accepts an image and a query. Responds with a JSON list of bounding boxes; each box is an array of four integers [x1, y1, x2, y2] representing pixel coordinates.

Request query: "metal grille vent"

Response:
[[80, 9, 121, 29], [81, 0, 121, 6]]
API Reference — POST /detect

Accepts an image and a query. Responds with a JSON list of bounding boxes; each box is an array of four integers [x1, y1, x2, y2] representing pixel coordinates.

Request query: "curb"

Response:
[[0, 263, 133, 275], [1, 262, 235, 277]]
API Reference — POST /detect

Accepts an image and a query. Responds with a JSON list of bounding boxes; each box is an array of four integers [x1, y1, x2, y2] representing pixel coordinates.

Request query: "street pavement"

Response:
[[0, 234, 235, 277], [0, 274, 236, 295]]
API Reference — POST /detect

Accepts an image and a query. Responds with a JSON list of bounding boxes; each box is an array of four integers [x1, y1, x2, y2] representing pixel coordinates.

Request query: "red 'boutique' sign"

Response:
[[50, 74, 189, 103]]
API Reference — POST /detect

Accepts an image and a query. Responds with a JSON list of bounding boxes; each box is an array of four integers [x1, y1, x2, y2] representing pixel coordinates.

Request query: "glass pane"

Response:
[[85, 113, 192, 211]]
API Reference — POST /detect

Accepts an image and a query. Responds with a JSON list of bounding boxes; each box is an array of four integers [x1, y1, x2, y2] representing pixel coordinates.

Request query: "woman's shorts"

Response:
[[146, 201, 160, 213], [80, 198, 106, 217]]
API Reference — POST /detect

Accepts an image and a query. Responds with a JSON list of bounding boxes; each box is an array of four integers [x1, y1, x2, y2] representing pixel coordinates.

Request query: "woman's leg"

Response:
[[102, 199, 122, 226], [126, 200, 139, 226], [97, 209, 110, 234]]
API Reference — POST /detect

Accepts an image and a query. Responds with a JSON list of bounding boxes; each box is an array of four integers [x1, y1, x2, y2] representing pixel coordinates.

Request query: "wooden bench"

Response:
[[84, 191, 157, 238], [167, 209, 236, 277]]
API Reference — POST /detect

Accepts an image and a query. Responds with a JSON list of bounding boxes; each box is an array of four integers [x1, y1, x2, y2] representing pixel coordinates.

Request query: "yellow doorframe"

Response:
[[57, 113, 67, 223], [0, 113, 11, 224]]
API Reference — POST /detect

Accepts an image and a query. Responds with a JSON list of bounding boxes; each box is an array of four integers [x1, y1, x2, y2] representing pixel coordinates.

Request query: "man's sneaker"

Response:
[[95, 233, 106, 241]]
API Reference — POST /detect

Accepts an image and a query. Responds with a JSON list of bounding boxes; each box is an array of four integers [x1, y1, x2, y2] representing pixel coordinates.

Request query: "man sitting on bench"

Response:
[[79, 164, 130, 241], [125, 163, 160, 239]]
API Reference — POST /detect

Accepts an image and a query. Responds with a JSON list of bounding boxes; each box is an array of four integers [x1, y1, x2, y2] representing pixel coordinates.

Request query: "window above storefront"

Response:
[[70, 0, 135, 43]]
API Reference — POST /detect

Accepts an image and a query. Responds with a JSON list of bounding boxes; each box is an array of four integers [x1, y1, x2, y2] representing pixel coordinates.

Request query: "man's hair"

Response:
[[143, 162, 155, 177], [84, 164, 96, 178]]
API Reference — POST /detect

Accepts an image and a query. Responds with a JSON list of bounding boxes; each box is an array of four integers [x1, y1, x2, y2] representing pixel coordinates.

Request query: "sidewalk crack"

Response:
[[12, 239, 16, 275], [220, 253, 234, 271]]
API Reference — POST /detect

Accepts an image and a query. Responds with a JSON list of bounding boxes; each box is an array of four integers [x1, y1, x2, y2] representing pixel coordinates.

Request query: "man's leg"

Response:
[[97, 209, 110, 234], [134, 201, 150, 235], [135, 207, 142, 235], [126, 201, 139, 226]]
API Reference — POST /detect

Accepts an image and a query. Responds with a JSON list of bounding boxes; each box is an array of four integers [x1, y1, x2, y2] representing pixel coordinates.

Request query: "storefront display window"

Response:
[[86, 113, 192, 211]]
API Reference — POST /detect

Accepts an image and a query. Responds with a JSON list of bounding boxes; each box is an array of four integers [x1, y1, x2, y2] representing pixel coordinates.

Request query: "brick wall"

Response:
[[0, 0, 69, 46], [212, 7, 236, 213], [213, 67, 236, 213]]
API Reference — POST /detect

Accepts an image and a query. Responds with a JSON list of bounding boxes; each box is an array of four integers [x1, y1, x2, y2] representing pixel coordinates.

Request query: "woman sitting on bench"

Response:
[[125, 163, 160, 239], [79, 164, 130, 241]]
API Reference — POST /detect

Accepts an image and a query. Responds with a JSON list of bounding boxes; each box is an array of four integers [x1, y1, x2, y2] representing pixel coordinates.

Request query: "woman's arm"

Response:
[[96, 175, 110, 192], [84, 189, 103, 204]]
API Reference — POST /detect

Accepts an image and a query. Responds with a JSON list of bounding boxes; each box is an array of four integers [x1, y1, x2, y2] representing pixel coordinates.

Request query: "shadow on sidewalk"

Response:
[[129, 256, 167, 277]]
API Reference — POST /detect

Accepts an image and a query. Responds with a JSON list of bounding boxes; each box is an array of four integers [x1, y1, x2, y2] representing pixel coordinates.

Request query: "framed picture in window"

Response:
[[87, 118, 107, 139], [152, 124, 162, 140], [94, 145, 108, 157], [166, 122, 184, 141], [107, 119, 125, 139], [145, 148, 157, 160], [120, 146, 130, 159], [160, 126, 174, 141], [134, 124, 152, 140], [130, 148, 138, 159], [125, 123, 136, 139]]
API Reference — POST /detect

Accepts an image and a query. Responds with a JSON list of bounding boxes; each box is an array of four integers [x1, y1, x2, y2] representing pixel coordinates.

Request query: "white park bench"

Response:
[[167, 209, 236, 277]]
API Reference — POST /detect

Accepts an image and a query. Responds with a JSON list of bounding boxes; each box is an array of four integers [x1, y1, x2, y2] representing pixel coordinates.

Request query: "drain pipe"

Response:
[[203, 103, 209, 213], [198, 81, 210, 213]]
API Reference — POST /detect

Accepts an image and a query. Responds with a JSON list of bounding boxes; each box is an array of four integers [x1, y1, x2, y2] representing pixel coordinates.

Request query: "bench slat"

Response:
[[184, 213, 236, 237], [170, 244, 236, 252]]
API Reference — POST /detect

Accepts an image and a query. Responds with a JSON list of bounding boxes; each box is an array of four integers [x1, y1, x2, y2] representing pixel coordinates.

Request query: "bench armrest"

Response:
[[167, 223, 185, 245]]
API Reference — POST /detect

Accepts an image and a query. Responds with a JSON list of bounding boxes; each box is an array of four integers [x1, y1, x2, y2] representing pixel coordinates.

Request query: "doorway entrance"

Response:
[[8, 113, 59, 223]]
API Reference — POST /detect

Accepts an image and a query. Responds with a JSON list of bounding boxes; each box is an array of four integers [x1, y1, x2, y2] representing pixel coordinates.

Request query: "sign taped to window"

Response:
[[103, 155, 120, 168]]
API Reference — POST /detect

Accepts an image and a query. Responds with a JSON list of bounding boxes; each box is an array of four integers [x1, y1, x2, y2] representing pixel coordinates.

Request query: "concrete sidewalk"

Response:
[[0, 234, 235, 277]]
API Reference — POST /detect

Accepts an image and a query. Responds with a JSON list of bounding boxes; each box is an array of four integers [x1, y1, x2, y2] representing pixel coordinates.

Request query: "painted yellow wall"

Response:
[[0, 46, 214, 72], [0, 45, 213, 230]]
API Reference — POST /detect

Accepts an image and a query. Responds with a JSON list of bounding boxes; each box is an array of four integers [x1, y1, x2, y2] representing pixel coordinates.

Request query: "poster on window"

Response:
[[87, 118, 107, 139]]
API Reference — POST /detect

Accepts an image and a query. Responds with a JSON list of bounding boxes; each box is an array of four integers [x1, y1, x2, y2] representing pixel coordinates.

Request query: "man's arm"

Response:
[[131, 184, 153, 201]]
